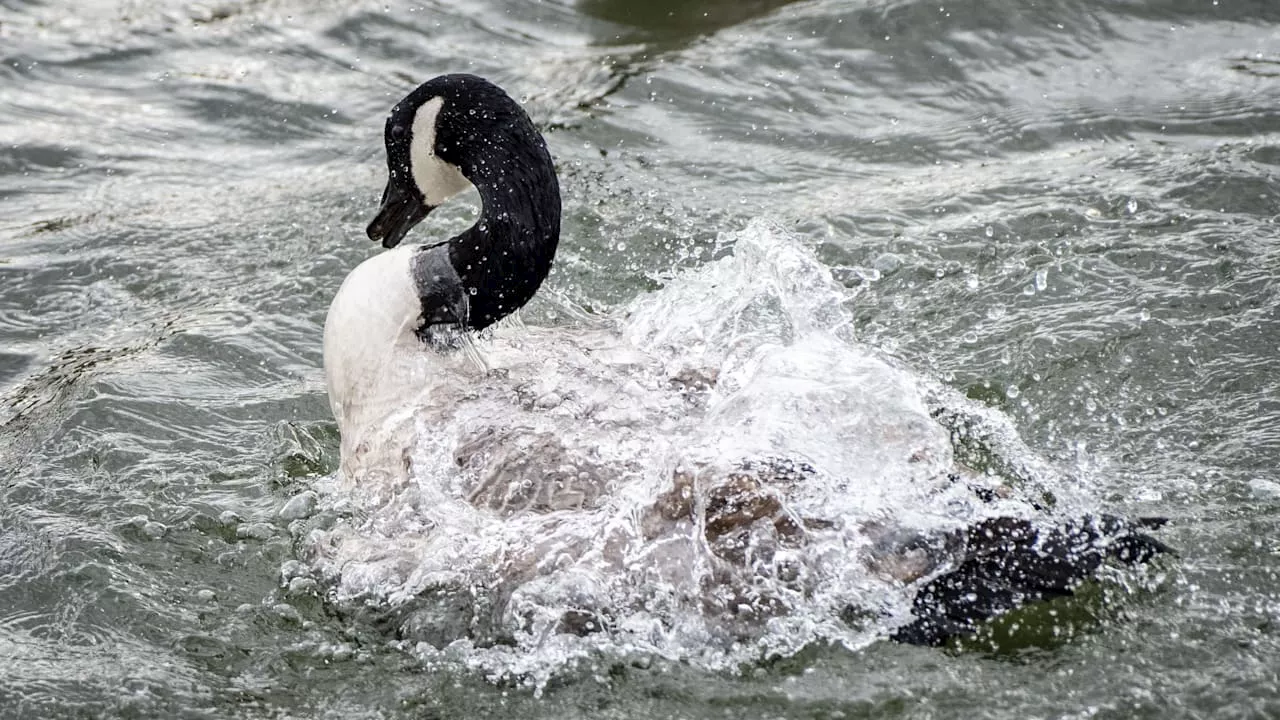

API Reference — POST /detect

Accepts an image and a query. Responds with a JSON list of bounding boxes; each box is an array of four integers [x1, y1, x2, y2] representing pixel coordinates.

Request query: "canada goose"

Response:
[[317, 73, 1170, 650]]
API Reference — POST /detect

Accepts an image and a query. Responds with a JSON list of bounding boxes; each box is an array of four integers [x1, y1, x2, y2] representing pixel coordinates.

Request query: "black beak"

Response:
[[366, 179, 434, 249]]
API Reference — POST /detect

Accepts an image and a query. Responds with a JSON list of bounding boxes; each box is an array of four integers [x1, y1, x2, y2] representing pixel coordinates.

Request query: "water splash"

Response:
[[301, 220, 1074, 689]]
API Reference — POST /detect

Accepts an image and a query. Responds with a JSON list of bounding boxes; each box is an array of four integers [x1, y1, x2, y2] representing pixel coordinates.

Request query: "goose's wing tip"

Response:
[[890, 514, 1175, 647]]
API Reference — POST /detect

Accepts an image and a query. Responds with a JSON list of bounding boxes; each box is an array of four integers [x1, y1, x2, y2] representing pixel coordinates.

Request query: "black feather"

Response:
[[891, 514, 1172, 646]]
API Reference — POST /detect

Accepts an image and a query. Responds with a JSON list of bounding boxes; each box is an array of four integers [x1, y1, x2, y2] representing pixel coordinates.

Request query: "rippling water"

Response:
[[2, 0, 1279, 717]]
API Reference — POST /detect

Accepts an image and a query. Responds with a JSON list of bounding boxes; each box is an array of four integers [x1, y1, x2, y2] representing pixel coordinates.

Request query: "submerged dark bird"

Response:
[[320, 73, 1171, 650]]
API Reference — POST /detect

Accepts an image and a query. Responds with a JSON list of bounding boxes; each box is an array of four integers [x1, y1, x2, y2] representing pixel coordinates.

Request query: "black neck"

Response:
[[445, 131, 561, 331]]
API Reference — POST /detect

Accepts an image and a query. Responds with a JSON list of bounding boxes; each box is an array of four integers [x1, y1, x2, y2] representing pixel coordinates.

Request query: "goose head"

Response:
[[366, 73, 562, 331]]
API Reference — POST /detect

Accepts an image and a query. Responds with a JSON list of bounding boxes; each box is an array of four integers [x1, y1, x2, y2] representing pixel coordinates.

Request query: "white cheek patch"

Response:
[[411, 96, 473, 206]]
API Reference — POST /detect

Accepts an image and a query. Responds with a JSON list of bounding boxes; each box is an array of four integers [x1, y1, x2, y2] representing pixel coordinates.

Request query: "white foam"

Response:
[[303, 219, 1069, 688]]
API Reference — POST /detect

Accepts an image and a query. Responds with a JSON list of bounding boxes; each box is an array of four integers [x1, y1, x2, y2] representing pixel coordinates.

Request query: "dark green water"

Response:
[[2, 0, 1279, 717]]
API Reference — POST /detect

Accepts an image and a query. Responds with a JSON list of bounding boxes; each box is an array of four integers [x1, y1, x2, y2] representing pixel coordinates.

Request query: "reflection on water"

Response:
[[1, 0, 1279, 717]]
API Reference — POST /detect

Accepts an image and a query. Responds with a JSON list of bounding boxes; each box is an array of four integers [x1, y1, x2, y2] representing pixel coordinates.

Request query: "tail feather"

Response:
[[890, 515, 1171, 646]]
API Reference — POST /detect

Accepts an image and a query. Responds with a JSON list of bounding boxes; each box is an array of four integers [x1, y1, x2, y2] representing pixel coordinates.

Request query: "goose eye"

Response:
[[390, 124, 407, 140]]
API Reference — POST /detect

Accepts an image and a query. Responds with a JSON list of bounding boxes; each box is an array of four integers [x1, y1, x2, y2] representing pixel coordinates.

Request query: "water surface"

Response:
[[2, 0, 1279, 717]]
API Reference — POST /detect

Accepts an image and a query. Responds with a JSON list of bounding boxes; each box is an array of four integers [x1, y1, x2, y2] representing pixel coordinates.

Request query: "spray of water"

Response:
[[300, 220, 1086, 689]]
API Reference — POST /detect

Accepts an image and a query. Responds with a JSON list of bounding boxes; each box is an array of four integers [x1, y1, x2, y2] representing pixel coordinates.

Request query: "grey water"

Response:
[[1, 0, 1278, 717]]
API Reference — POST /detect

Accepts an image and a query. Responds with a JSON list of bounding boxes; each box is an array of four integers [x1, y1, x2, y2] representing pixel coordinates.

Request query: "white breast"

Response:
[[323, 246, 425, 435]]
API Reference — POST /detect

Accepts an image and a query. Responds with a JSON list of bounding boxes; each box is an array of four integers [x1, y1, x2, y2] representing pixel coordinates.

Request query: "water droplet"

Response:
[[984, 225, 994, 238], [873, 253, 902, 273]]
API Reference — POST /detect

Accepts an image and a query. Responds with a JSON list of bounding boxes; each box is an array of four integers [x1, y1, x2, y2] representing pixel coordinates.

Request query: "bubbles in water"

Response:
[[853, 266, 882, 282], [873, 253, 903, 273]]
